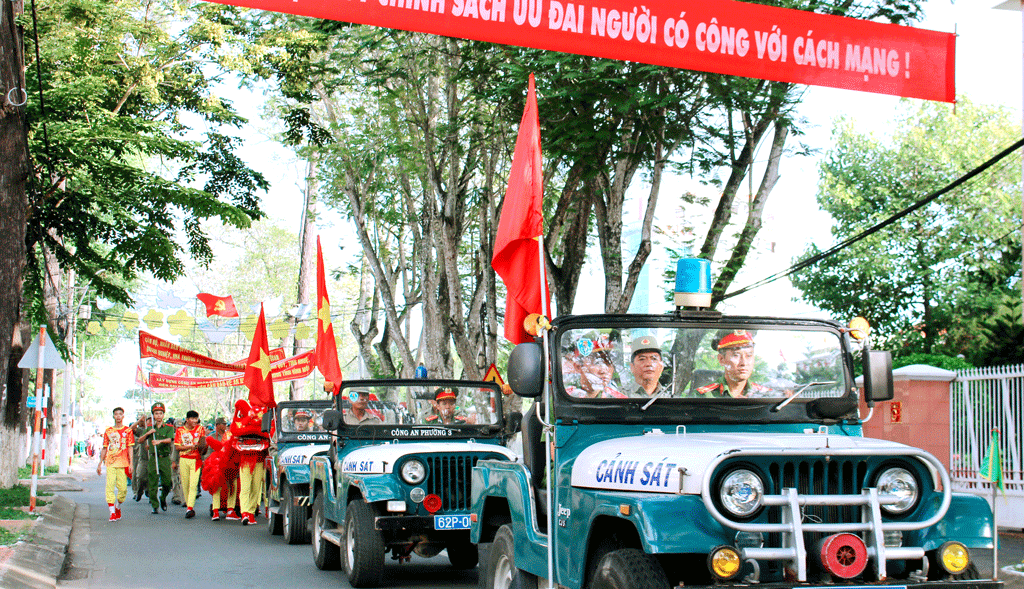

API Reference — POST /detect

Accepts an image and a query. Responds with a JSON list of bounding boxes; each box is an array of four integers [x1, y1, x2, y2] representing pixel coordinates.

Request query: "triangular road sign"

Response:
[[483, 363, 505, 386], [18, 329, 67, 370]]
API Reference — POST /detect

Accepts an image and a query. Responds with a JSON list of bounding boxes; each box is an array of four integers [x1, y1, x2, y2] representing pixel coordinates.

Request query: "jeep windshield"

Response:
[[554, 320, 855, 423], [335, 380, 505, 438]]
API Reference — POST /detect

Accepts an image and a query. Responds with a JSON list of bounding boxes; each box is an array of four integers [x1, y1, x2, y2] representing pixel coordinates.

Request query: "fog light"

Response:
[[386, 500, 406, 513], [708, 546, 742, 581], [939, 541, 969, 574], [423, 494, 442, 514], [818, 533, 868, 579]]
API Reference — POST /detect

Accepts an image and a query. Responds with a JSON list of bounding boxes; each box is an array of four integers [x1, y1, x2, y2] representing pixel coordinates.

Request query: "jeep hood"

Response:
[[570, 432, 915, 495], [340, 441, 517, 475]]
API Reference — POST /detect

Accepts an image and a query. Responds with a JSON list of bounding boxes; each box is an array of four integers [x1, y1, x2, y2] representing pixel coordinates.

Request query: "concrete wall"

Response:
[[859, 364, 955, 470]]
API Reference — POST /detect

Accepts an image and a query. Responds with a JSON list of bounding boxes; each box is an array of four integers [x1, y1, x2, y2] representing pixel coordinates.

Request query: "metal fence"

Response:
[[949, 363, 1024, 529]]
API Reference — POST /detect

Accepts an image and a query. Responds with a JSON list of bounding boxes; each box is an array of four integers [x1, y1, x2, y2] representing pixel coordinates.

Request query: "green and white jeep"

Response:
[[469, 258, 1000, 589], [264, 399, 333, 544], [309, 379, 518, 588]]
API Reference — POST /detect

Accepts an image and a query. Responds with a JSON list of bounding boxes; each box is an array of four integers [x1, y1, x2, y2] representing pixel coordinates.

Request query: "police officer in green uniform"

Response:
[[696, 330, 773, 398], [423, 387, 468, 424], [136, 402, 175, 514]]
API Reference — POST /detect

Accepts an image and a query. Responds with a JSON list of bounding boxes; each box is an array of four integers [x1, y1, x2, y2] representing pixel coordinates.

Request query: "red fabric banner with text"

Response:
[[204, 0, 954, 101], [148, 351, 316, 389], [140, 331, 285, 371]]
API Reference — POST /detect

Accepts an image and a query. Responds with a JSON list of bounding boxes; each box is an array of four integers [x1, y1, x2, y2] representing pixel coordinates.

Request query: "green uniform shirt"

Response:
[[145, 423, 176, 460]]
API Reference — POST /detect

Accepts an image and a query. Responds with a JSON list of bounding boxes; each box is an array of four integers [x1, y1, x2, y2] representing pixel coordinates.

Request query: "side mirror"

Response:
[[261, 411, 273, 433], [322, 409, 342, 431], [506, 411, 523, 435], [508, 342, 545, 398], [863, 350, 894, 403]]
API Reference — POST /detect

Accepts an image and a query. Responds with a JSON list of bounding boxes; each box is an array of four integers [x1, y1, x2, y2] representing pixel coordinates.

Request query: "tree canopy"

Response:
[[791, 97, 1022, 365]]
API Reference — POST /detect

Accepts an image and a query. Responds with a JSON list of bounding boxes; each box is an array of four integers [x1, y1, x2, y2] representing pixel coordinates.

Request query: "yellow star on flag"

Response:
[[252, 349, 272, 380], [318, 297, 331, 326]]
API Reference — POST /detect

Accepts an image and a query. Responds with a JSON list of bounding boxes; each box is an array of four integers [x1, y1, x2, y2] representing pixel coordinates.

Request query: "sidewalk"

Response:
[[0, 474, 83, 589]]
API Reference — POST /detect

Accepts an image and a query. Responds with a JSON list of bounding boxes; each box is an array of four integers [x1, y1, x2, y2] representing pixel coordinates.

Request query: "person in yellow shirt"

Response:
[[174, 410, 206, 519], [96, 407, 135, 522]]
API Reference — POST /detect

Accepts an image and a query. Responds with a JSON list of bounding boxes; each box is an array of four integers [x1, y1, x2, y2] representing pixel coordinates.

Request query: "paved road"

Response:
[[59, 471, 479, 589]]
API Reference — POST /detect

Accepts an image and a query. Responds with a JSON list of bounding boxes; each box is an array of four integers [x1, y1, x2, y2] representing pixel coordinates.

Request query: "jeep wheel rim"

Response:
[[345, 514, 355, 572], [494, 553, 513, 589], [282, 488, 290, 532]]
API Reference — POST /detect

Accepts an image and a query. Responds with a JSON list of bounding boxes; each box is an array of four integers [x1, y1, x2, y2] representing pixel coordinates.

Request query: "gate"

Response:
[[949, 363, 1024, 529]]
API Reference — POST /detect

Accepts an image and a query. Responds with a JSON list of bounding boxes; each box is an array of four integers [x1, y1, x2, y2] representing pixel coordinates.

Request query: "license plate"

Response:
[[434, 514, 471, 530]]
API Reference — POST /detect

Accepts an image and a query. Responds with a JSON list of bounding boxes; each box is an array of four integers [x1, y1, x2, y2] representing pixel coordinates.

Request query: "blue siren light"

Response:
[[674, 257, 712, 308]]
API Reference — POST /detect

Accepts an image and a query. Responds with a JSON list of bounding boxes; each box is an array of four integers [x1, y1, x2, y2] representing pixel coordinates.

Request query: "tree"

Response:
[[791, 98, 1022, 365], [0, 0, 270, 487]]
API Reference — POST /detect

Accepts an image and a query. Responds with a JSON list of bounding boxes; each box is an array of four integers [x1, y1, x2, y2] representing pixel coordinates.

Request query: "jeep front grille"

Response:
[[426, 455, 479, 512], [700, 447, 952, 582]]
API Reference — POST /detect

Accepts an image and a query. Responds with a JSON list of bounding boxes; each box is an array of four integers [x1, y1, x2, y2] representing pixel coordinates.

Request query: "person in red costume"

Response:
[[201, 399, 270, 525]]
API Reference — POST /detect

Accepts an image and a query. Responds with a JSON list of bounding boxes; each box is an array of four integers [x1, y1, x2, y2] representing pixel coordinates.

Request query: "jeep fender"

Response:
[[915, 492, 996, 550], [470, 459, 549, 579], [309, 455, 342, 523], [339, 472, 405, 504]]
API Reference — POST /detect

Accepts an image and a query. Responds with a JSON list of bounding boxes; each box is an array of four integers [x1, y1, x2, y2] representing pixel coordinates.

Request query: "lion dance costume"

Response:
[[202, 399, 271, 525]]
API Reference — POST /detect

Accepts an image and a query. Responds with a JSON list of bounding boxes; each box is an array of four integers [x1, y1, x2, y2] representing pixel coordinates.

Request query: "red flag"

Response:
[[315, 237, 343, 394], [196, 293, 239, 318], [244, 305, 276, 408], [491, 74, 551, 345], [135, 365, 146, 387]]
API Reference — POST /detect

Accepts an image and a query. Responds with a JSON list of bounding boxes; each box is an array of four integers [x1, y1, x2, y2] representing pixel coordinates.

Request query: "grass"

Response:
[[0, 527, 18, 546], [16, 464, 59, 479], [0, 485, 50, 508]]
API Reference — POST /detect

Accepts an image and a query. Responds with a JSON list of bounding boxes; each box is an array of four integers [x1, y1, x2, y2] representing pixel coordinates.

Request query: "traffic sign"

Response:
[[26, 396, 47, 408], [18, 329, 67, 370], [483, 364, 505, 386]]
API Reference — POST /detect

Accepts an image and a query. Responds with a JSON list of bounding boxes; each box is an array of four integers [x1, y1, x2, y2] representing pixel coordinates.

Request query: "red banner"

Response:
[[204, 0, 954, 102], [148, 351, 316, 389], [139, 331, 285, 372]]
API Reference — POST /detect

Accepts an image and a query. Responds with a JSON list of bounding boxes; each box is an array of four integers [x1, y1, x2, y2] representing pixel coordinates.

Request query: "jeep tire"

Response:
[[266, 486, 283, 536], [344, 500, 385, 587], [590, 549, 669, 589], [484, 524, 537, 589], [446, 541, 479, 569], [283, 484, 311, 545], [312, 494, 341, 570]]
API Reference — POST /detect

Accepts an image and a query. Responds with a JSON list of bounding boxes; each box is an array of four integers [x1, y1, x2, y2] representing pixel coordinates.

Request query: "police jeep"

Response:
[[309, 379, 518, 588], [470, 258, 1000, 589], [264, 399, 333, 544]]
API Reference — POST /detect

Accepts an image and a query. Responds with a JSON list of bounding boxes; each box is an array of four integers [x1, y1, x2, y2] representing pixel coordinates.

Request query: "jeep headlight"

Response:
[[876, 466, 919, 514], [719, 469, 764, 518], [400, 459, 426, 485]]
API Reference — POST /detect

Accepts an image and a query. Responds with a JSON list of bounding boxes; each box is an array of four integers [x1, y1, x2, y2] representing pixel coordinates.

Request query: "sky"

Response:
[[86, 0, 1024, 416]]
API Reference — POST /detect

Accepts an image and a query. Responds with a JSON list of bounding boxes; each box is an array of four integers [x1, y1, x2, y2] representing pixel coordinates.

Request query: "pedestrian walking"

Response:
[[174, 410, 206, 519], [136, 402, 175, 514], [96, 407, 135, 522]]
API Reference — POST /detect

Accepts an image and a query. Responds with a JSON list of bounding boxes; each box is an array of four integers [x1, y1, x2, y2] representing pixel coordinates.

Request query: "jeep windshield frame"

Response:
[[274, 400, 334, 444], [333, 378, 506, 440], [550, 314, 859, 426]]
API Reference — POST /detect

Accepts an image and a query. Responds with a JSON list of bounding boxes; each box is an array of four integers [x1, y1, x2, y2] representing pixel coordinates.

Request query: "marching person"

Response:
[[136, 402, 175, 514], [174, 410, 206, 519], [206, 416, 239, 521], [96, 407, 135, 522], [131, 414, 151, 502]]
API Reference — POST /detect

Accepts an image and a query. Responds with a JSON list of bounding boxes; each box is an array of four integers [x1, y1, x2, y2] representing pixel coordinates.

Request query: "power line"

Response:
[[720, 136, 1024, 302]]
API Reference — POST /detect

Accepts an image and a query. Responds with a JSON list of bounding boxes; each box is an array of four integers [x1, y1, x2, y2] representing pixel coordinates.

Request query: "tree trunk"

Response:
[[0, 0, 29, 487], [291, 156, 317, 399]]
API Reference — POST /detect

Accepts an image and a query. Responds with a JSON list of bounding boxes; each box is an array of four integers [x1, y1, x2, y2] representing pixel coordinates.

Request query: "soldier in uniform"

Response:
[[423, 387, 469, 424], [136, 402, 175, 514], [627, 335, 667, 396], [292, 409, 314, 431], [131, 415, 151, 502], [696, 330, 774, 398]]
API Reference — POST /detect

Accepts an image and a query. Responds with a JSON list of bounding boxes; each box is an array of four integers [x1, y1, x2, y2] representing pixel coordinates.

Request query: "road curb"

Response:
[[0, 495, 77, 589]]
